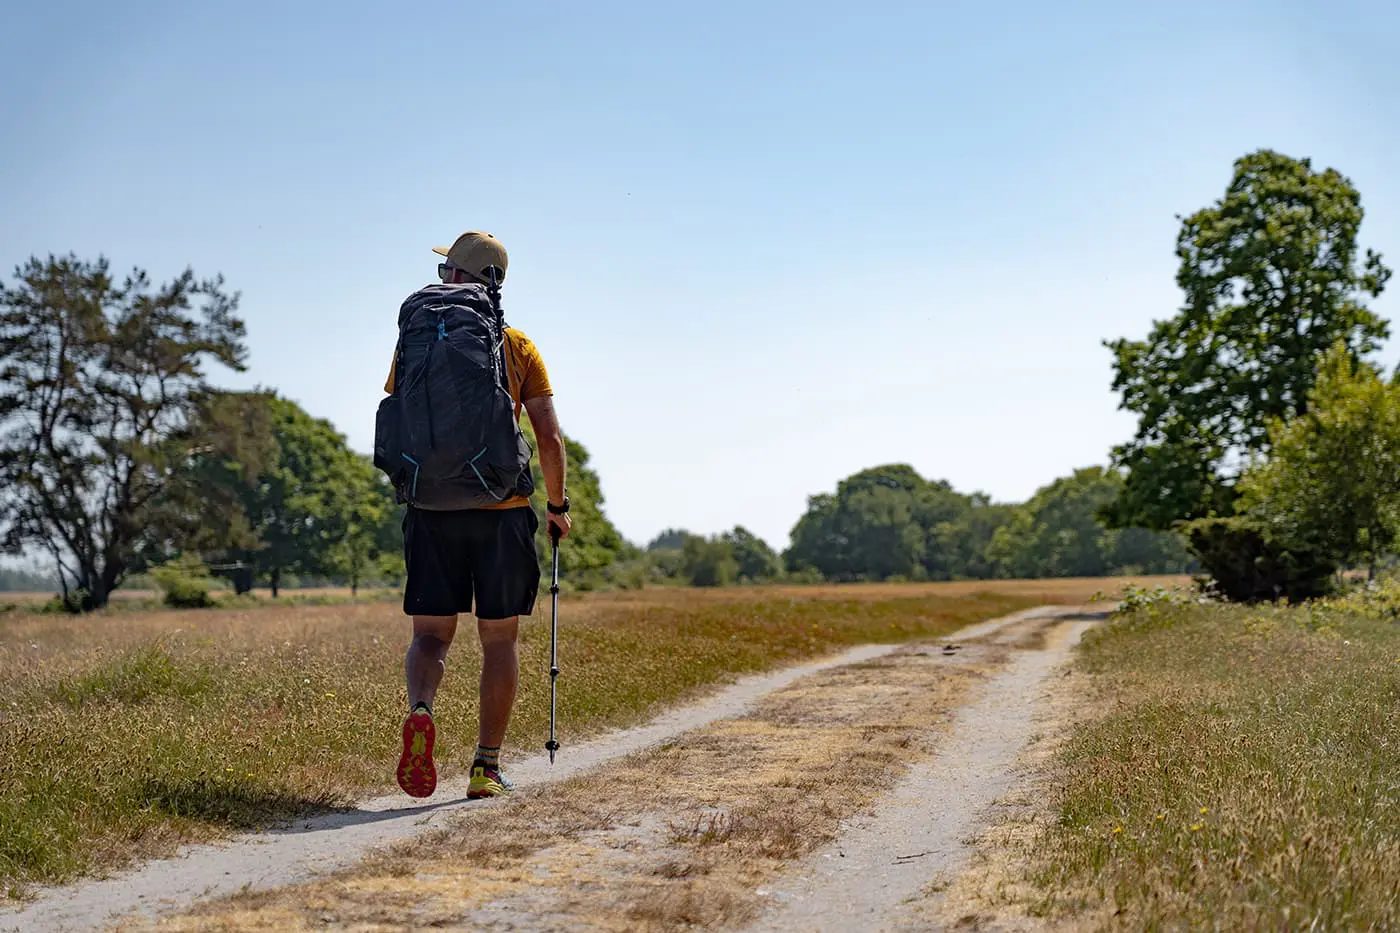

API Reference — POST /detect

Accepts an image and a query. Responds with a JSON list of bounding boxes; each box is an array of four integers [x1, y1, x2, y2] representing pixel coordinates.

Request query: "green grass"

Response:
[[1029, 589, 1400, 930], [0, 580, 1119, 897]]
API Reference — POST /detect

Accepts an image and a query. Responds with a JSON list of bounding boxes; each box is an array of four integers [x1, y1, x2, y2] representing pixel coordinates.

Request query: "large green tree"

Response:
[[325, 458, 401, 595], [229, 396, 375, 596], [786, 465, 981, 582], [1238, 344, 1400, 577], [1104, 149, 1392, 531], [785, 467, 927, 582], [0, 255, 249, 609]]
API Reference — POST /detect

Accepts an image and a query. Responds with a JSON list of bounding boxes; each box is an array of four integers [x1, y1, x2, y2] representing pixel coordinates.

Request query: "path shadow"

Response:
[[139, 777, 477, 836]]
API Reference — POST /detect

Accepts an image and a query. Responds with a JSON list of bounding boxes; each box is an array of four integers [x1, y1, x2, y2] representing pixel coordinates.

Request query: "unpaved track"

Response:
[[743, 613, 1100, 932], [2, 607, 1062, 933]]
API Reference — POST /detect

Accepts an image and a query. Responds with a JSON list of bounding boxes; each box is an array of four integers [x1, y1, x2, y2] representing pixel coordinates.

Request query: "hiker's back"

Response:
[[374, 283, 534, 510]]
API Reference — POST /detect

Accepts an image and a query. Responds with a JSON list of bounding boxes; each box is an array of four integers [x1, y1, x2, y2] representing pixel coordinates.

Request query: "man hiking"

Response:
[[376, 230, 571, 801]]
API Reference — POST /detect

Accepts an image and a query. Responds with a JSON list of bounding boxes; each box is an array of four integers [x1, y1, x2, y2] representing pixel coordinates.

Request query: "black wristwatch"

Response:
[[547, 496, 570, 515]]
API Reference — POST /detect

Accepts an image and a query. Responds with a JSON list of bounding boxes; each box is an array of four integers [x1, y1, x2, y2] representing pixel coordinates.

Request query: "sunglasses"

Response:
[[438, 263, 504, 284]]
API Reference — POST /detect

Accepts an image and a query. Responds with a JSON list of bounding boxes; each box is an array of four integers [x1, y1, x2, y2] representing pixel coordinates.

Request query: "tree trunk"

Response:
[[270, 566, 281, 599]]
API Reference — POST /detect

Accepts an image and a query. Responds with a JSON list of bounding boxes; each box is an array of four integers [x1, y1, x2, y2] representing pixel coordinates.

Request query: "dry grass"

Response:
[[142, 616, 1054, 932], [0, 577, 1154, 897], [1008, 595, 1400, 930]]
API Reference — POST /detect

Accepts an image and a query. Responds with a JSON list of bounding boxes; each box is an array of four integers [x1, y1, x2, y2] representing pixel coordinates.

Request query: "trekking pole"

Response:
[[546, 525, 562, 764]]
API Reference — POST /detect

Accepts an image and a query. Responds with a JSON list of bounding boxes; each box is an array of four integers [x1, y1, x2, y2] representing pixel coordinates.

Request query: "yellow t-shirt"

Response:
[[384, 327, 552, 510]]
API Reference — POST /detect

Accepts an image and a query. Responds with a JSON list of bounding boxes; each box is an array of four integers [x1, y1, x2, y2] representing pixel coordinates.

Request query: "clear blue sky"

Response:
[[4, 0, 1398, 550]]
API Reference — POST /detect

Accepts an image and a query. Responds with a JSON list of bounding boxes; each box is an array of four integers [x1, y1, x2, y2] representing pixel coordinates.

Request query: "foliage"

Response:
[[0, 254, 248, 609], [721, 526, 782, 582], [988, 468, 1194, 578], [148, 554, 216, 609], [219, 396, 379, 597], [785, 463, 1185, 583], [682, 534, 739, 587], [324, 462, 401, 596], [1238, 343, 1400, 576], [151, 390, 279, 563], [1104, 149, 1392, 531], [1181, 516, 1335, 603], [784, 465, 933, 581], [1103, 582, 1199, 616]]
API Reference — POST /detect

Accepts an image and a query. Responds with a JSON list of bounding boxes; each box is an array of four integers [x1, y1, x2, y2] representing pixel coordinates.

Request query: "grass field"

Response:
[[1024, 587, 1400, 929], [0, 586, 400, 609], [0, 577, 1167, 899]]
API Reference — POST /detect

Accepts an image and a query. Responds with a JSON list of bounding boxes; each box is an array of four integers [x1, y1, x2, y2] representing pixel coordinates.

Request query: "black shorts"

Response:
[[402, 506, 541, 618]]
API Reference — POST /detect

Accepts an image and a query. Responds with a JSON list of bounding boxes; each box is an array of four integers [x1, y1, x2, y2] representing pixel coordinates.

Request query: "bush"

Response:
[[1182, 516, 1335, 603], [682, 536, 738, 587], [149, 555, 216, 609]]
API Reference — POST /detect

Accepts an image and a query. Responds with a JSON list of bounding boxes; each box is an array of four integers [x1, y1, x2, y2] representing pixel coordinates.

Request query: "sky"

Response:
[[3, 0, 1399, 550]]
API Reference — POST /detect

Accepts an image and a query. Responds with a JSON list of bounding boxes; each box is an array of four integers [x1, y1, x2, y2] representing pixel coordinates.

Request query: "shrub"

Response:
[[149, 555, 216, 609], [1182, 516, 1335, 603]]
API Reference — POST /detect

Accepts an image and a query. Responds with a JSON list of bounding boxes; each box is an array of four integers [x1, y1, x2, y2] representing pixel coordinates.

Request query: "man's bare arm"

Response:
[[523, 396, 571, 537]]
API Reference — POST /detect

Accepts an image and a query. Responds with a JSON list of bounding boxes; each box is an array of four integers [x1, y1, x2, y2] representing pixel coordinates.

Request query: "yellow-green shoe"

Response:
[[467, 764, 515, 799]]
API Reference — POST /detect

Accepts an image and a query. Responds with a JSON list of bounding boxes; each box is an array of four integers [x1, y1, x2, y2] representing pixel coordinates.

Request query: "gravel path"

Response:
[[741, 612, 1099, 932]]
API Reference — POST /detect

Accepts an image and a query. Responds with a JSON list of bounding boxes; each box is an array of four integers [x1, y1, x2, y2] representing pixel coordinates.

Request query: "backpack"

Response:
[[373, 282, 535, 510]]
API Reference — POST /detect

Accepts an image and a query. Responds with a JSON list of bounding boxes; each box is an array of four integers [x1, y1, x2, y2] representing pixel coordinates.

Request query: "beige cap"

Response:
[[432, 230, 508, 283]]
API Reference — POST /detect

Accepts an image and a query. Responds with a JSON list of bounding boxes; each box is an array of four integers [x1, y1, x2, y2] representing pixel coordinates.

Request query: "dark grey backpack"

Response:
[[373, 282, 534, 509]]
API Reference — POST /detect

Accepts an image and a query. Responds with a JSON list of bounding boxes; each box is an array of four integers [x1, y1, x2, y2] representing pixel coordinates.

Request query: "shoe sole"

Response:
[[396, 712, 436, 798]]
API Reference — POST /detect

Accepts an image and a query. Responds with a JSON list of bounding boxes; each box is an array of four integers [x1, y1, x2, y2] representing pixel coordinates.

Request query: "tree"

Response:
[[1237, 344, 1400, 578], [1104, 150, 1392, 531], [786, 465, 1002, 582], [229, 396, 368, 596], [1182, 516, 1335, 603], [988, 467, 1192, 578], [785, 465, 930, 581], [326, 458, 399, 596], [0, 255, 247, 609], [721, 526, 782, 582], [682, 534, 738, 587], [927, 494, 1015, 580], [149, 389, 279, 564]]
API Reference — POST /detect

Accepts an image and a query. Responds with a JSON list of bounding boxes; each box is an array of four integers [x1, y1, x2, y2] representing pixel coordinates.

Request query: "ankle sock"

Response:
[[474, 744, 500, 770], [410, 701, 432, 716]]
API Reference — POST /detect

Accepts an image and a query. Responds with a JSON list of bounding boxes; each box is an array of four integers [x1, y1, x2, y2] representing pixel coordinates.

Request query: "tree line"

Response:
[[634, 465, 1192, 588]]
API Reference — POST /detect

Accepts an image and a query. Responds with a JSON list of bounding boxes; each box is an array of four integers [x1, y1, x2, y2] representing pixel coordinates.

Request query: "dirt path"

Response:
[[2, 607, 1065, 933], [742, 615, 1097, 932], [106, 605, 1096, 933]]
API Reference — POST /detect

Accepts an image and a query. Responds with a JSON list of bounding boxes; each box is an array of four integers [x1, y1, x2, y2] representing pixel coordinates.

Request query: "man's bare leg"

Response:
[[469, 615, 519, 795], [406, 615, 458, 710], [476, 615, 519, 747]]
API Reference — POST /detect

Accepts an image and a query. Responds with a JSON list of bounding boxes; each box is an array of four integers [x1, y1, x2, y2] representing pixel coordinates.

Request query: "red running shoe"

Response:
[[396, 707, 436, 798]]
